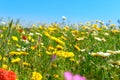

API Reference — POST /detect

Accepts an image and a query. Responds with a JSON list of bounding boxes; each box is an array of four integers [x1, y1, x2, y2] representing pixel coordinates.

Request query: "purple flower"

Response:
[[64, 71, 86, 80], [51, 54, 56, 61]]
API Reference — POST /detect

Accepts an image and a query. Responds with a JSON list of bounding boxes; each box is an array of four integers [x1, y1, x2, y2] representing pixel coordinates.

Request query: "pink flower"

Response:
[[64, 71, 86, 80]]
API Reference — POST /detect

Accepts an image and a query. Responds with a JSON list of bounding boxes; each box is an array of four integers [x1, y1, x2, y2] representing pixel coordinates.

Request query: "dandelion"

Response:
[[64, 71, 86, 80]]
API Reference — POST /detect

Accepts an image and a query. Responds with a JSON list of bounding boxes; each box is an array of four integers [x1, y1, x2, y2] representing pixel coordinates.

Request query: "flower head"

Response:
[[31, 72, 42, 80], [0, 68, 17, 80], [64, 71, 86, 80]]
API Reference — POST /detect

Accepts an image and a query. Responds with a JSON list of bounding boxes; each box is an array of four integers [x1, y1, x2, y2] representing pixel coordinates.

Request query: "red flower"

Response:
[[0, 68, 17, 80], [22, 36, 27, 40], [18, 29, 23, 33]]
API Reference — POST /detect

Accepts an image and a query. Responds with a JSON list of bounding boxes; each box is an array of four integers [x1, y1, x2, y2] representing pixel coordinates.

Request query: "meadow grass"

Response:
[[0, 20, 120, 80]]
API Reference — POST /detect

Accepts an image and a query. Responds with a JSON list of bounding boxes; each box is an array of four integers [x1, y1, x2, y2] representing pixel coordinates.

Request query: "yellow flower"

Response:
[[53, 74, 59, 78], [72, 30, 78, 35], [12, 36, 18, 41], [47, 46, 54, 51], [9, 51, 21, 56], [48, 27, 57, 31], [31, 46, 37, 50], [0, 34, 3, 38], [31, 72, 42, 80], [61, 36, 67, 40], [23, 62, 30, 66], [46, 51, 52, 55], [69, 58, 75, 62], [51, 63, 57, 68], [111, 60, 120, 66], [56, 45, 63, 50], [39, 26, 45, 30], [2, 64, 8, 69], [101, 25, 108, 29], [50, 36, 65, 46], [74, 44, 80, 51], [82, 26, 87, 29], [7, 40, 11, 45], [63, 26, 69, 31], [44, 32, 65, 45], [9, 51, 29, 56], [90, 52, 98, 56], [3, 57, 7, 61], [91, 24, 98, 29], [16, 44, 21, 48], [0, 55, 2, 60], [54, 50, 74, 58], [44, 32, 51, 37], [28, 36, 32, 40], [11, 58, 21, 63], [63, 52, 74, 58], [20, 51, 29, 55], [111, 30, 120, 34], [110, 24, 116, 28], [31, 39, 35, 42]]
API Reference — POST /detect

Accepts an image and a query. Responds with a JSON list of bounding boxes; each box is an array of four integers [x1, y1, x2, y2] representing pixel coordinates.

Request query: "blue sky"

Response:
[[0, 0, 120, 24]]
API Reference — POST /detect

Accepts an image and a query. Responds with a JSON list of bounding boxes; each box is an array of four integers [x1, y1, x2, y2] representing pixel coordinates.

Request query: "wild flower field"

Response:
[[0, 20, 120, 80]]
